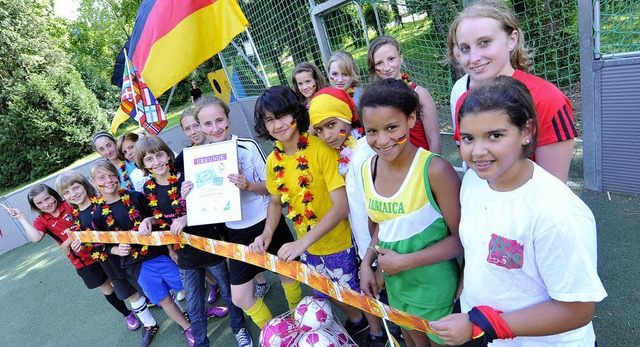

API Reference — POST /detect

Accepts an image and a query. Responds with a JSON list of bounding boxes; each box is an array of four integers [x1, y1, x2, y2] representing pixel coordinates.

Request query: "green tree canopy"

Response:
[[0, 0, 107, 189]]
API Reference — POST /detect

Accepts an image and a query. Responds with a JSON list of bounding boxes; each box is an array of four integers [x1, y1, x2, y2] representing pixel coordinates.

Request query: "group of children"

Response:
[[4, 2, 606, 347]]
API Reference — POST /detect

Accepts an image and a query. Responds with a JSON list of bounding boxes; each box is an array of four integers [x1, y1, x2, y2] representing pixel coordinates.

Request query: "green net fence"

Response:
[[595, 0, 640, 58], [217, 0, 613, 135]]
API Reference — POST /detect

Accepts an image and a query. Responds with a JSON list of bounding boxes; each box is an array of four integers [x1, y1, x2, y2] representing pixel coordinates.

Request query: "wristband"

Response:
[[368, 245, 379, 257], [463, 306, 515, 347]]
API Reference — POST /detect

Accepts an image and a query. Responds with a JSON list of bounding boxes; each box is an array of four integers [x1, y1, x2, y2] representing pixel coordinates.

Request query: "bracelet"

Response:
[[367, 245, 379, 257]]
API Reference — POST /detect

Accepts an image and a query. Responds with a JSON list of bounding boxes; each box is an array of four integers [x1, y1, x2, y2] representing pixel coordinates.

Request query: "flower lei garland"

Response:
[[118, 161, 133, 190], [273, 133, 318, 233], [97, 189, 148, 260], [71, 196, 106, 259], [145, 167, 185, 250], [337, 128, 364, 175], [401, 72, 412, 87]]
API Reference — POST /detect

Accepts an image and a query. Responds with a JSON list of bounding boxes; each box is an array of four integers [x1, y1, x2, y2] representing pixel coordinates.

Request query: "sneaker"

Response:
[[207, 284, 220, 304], [366, 333, 389, 347], [125, 312, 141, 331], [176, 290, 186, 301], [140, 324, 159, 347], [178, 312, 191, 334], [206, 306, 229, 318], [344, 314, 369, 337], [185, 327, 195, 347], [234, 327, 253, 347], [254, 282, 270, 299]]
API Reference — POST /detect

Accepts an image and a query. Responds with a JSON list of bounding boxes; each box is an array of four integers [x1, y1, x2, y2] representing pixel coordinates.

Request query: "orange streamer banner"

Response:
[[69, 230, 433, 333]]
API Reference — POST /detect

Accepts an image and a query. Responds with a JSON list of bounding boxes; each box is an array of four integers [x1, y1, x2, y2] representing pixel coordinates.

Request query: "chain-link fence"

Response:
[[595, 0, 640, 59], [218, 0, 598, 134]]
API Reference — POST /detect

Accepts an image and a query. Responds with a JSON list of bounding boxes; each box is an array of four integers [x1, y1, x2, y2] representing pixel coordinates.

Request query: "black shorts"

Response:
[[227, 217, 294, 285], [76, 262, 108, 289], [110, 277, 141, 301]]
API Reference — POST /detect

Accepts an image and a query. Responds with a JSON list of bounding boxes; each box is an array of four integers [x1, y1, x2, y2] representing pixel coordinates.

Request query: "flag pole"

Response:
[[123, 49, 146, 120], [244, 28, 270, 87], [163, 85, 177, 113]]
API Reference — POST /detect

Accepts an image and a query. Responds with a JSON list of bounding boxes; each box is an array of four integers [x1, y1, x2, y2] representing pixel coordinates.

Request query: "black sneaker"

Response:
[[140, 324, 159, 347], [366, 333, 389, 347], [344, 314, 369, 337]]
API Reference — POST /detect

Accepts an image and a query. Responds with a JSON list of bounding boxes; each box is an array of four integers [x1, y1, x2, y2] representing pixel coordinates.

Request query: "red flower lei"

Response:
[[118, 161, 133, 190], [71, 196, 105, 260], [146, 167, 185, 250], [273, 133, 318, 233], [98, 189, 148, 259], [401, 72, 413, 88]]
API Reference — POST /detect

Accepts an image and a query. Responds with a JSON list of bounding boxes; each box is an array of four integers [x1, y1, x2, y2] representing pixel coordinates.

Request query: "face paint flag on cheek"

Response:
[[376, 69, 383, 76], [329, 76, 336, 83], [339, 129, 347, 137], [225, 125, 229, 132], [396, 134, 407, 145], [290, 120, 297, 129]]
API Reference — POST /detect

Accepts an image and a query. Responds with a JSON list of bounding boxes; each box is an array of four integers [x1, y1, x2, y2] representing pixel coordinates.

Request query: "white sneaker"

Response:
[[234, 327, 253, 347], [176, 290, 185, 301]]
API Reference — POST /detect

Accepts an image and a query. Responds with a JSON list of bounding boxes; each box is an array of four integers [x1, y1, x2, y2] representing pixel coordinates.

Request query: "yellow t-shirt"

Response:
[[266, 135, 352, 255]]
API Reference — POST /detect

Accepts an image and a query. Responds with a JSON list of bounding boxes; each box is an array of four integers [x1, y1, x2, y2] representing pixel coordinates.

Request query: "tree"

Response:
[[68, 0, 140, 111], [0, 0, 107, 189]]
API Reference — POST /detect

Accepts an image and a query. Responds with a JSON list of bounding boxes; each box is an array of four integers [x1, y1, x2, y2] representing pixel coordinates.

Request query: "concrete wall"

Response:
[[0, 97, 259, 256]]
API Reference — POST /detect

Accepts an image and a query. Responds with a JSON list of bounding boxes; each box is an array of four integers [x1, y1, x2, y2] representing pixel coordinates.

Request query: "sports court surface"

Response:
[[0, 138, 637, 346]]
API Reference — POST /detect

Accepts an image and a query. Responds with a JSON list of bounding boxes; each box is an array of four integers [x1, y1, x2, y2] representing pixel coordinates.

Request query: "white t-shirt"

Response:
[[226, 135, 269, 229], [346, 137, 376, 260], [459, 162, 607, 346], [450, 74, 469, 139]]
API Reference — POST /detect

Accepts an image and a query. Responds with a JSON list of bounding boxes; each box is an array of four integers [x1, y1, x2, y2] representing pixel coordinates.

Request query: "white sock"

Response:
[[131, 296, 157, 327]]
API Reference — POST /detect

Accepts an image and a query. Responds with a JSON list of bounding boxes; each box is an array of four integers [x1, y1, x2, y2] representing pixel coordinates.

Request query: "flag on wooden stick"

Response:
[[120, 51, 167, 134]]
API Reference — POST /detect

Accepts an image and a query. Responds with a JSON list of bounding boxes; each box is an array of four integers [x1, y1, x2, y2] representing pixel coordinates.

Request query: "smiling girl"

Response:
[[93, 131, 142, 192], [2, 183, 143, 330], [180, 96, 296, 341], [446, 2, 577, 182], [430, 76, 606, 346], [252, 86, 373, 338], [291, 62, 327, 109], [55, 170, 160, 335], [135, 135, 249, 347], [327, 50, 363, 105], [90, 159, 194, 346], [358, 79, 462, 347], [367, 35, 441, 154], [117, 132, 149, 192]]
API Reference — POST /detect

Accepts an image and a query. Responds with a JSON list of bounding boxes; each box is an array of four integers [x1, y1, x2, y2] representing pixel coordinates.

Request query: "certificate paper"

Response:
[[183, 139, 242, 225]]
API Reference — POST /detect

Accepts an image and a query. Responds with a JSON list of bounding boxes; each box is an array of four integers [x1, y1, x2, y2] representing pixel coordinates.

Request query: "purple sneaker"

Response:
[[125, 312, 141, 331], [185, 327, 195, 347], [206, 306, 229, 318], [207, 284, 220, 304]]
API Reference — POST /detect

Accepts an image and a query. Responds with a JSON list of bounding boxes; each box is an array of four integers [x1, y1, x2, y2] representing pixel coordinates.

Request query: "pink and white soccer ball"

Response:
[[326, 320, 349, 344], [294, 296, 334, 332], [297, 329, 340, 347], [259, 317, 299, 347]]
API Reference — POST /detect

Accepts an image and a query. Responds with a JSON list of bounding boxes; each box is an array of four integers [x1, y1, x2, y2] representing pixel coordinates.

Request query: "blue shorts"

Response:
[[137, 255, 184, 304], [300, 246, 360, 299]]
